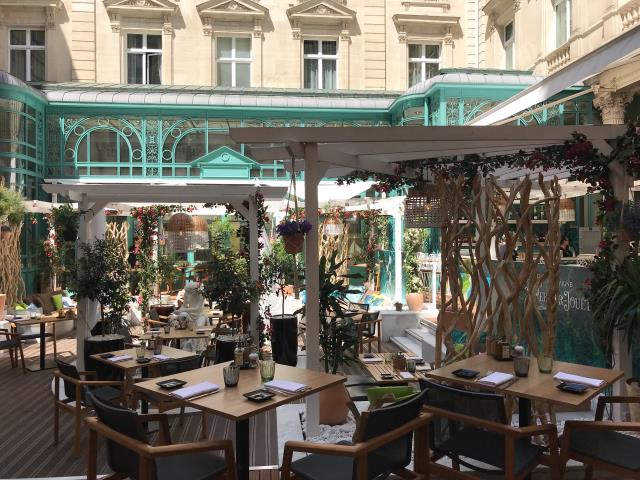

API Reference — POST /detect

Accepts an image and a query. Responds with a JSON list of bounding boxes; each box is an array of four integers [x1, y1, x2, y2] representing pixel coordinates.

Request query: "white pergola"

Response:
[[231, 124, 628, 431], [41, 182, 288, 369]]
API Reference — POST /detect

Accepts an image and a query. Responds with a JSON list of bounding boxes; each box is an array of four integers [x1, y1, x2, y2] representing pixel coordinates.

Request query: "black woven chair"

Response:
[[53, 358, 124, 455], [0, 328, 25, 372], [560, 395, 640, 479], [281, 389, 430, 480], [85, 391, 236, 480], [419, 379, 560, 480], [348, 301, 370, 313]]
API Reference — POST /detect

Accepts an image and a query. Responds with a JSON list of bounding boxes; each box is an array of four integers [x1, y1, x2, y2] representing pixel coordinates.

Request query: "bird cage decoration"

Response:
[[559, 198, 576, 222], [166, 213, 209, 253], [404, 182, 443, 228]]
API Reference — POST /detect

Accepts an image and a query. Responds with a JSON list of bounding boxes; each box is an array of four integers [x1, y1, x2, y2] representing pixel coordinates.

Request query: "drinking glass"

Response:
[[223, 365, 240, 387], [406, 359, 416, 373], [513, 356, 531, 377], [259, 359, 276, 382], [537, 354, 553, 374], [153, 339, 163, 355], [163, 324, 171, 334], [135, 345, 146, 360]]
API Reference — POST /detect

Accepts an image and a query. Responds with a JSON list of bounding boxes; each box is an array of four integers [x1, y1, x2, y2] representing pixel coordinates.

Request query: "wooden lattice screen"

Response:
[[435, 173, 561, 366], [106, 220, 129, 261]]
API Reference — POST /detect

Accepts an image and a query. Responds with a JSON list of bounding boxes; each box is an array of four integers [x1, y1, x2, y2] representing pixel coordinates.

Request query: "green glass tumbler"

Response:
[[537, 354, 553, 374], [259, 359, 276, 382]]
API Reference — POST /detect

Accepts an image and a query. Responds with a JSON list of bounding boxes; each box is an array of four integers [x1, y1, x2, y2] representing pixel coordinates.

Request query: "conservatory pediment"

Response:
[[104, 0, 178, 32], [196, 0, 267, 36], [190, 146, 258, 179]]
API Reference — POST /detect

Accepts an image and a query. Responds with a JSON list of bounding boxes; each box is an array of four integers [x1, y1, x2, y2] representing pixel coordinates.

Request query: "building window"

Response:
[[126, 33, 162, 85], [504, 21, 515, 69], [303, 40, 337, 90], [9, 29, 45, 83], [216, 37, 251, 87], [554, 0, 571, 47], [408, 44, 440, 87]]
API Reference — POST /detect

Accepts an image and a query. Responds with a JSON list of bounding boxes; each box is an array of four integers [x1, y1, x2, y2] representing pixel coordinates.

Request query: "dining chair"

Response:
[[356, 311, 382, 353], [560, 395, 640, 479], [52, 358, 124, 455], [11, 321, 58, 358], [133, 354, 208, 435], [85, 391, 237, 480], [281, 388, 430, 480], [348, 301, 370, 313], [0, 328, 26, 372], [419, 379, 561, 480]]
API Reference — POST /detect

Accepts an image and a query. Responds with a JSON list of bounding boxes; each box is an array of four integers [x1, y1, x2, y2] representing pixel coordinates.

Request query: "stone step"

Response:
[[389, 335, 422, 356]]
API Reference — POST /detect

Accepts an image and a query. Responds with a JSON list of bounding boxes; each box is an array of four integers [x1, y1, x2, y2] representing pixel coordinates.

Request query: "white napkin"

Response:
[[170, 381, 220, 399], [477, 372, 514, 386], [554, 372, 604, 388], [398, 371, 414, 379], [108, 355, 133, 363], [153, 354, 170, 361], [361, 357, 384, 364], [404, 355, 424, 362], [263, 380, 308, 393], [415, 364, 431, 372], [196, 328, 209, 333]]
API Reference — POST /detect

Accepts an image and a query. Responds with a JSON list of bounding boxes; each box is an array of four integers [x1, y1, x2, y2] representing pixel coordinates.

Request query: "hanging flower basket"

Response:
[[277, 220, 313, 254], [404, 182, 442, 228]]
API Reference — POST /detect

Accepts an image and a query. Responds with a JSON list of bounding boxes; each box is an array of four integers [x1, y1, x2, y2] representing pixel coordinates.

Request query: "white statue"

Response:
[[168, 281, 208, 351]]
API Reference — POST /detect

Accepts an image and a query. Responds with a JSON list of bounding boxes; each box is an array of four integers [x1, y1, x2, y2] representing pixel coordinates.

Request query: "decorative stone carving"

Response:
[[162, 14, 173, 34], [339, 21, 349, 41], [129, 0, 151, 6], [593, 86, 633, 125], [196, 0, 267, 37], [513, 0, 520, 11], [253, 17, 262, 37], [620, 0, 640, 30], [398, 29, 407, 43], [202, 16, 213, 36], [109, 12, 121, 33], [45, 6, 56, 29]]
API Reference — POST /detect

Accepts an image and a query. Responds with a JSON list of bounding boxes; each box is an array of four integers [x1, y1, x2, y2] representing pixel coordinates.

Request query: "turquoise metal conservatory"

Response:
[[0, 68, 597, 291]]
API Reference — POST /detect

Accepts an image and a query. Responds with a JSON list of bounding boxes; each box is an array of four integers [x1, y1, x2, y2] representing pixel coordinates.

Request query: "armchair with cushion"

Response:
[[0, 328, 25, 372], [53, 358, 125, 455], [560, 395, 640, 479], [86, 391, 237, 480], [281, 388, 430, 480], [419, 379, 560, 480]]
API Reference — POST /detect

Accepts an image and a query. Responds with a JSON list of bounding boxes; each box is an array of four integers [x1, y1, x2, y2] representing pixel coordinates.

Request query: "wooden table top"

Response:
[[90, 346, 195, 372], [133, 363, 345, 422], [8, 313, 71, 326], [138, 326, 213, 341], [425, 354, 623, 408], [359, 353, 431, 385]]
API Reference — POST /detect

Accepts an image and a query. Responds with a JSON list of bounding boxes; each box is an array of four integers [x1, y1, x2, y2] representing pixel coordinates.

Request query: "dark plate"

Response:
[[556, 382, 588, 394], [99, 353, 115, 359], [452, 368, 480, 379], [136, 358, 151, 364], [243, 389, 275, 402], [380, 373, 394, 379], [157, 379, 187, 389]]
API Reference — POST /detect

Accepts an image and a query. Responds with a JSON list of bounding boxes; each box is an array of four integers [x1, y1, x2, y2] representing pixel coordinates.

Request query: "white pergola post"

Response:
[[248, 195, 260, 346], [393, 212, 403, 302]]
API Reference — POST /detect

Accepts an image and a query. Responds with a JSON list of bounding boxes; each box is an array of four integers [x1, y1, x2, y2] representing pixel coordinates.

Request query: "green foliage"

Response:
[[587, 255, 640, 366], [296, 251, 362, 374], [209, 217, 236, 253], [0, 186, 25, 226], [263, 239, 301, 314], [74, 238, 130, 335], [156, 253, 176, 292], [403, 228, 427, 293], [48, 204, 80, 241], [203, 251, 258, 317]]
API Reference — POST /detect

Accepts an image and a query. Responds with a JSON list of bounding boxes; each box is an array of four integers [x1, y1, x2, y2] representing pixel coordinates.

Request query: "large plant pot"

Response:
[[406, 292, 424, 312], [85, 334, 125, 380], [0, 294, 5, 320], [319, 382, 350, 426], [283, 232, 304, 254], [270, 314, 298, 366]]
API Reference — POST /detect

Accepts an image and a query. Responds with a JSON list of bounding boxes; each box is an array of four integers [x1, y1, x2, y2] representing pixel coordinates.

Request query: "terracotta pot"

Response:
[[0, 294, 5, 320], [283, 232, 304, 254], [319, 382, 350, 426], [406, 292, 423, 312]]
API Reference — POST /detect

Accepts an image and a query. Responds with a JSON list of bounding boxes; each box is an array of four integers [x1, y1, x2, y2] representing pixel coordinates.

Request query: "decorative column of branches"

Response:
[[105, 220, 129, 261], [0, 222, 24, 306], [319, 206, 350, 278]]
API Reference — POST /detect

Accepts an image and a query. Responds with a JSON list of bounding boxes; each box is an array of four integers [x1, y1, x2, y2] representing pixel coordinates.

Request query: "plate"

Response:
[[556, 382, 588, 394], [157, 379, 187, 389], [452, 368, 480, 379], [136, 358, 151, 364], [380, 373, 394, 379], [243, 389, 275, 402]]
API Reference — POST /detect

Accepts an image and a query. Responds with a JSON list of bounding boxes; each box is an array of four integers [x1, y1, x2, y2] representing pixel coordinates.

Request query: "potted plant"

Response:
[[0, 185, 25, 227], [276, 219, 312, 254], [296, 251, 362, 424], [156, 253, 177, 293], [403, 229, 426, 312], [49, 204, 80, 242], [394, 301, 403, 312], [263, 239, 300, 366], [73, 238, 131, 373]]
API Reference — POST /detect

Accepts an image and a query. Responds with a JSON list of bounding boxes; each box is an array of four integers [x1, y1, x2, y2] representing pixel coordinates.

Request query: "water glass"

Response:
[[537, 354, 554, 374], [406, 359, 416, 373], [259, 359, 276, 382], [153, 339, 163, 355], [163, 324, 171, 334], [223, 365, 240, 387], [513, 355, 531, 377], [135, 345, 146, 360]]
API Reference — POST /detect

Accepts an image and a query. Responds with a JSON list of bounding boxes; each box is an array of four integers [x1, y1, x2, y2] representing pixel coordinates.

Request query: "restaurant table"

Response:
[[425, 353, 623, 427], [138, 325, 213, 349], [134, 362, 345, 480], [10, 313, 69, 371], [91, 346, 195, 392], [359, 353, 431, 385]]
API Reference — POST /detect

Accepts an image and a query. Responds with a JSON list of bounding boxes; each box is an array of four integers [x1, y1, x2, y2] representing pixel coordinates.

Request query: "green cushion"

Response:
[[52, 294, 63, 310], [15, 303, 26, 310], [366, 386, 416, 404]]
